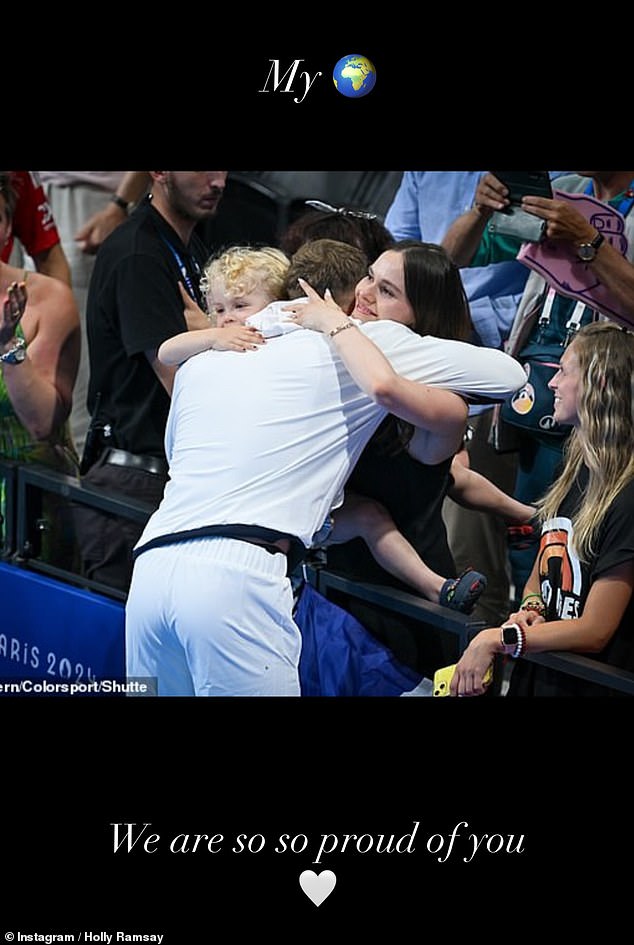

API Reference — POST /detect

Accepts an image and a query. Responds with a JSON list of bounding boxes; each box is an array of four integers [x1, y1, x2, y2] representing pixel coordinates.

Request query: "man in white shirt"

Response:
[[125, 308, 526, 697]]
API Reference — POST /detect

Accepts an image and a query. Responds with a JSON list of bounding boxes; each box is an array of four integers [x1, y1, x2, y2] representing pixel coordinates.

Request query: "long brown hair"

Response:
[[397, 240, 473, 342], [376, 240, 473, 455]]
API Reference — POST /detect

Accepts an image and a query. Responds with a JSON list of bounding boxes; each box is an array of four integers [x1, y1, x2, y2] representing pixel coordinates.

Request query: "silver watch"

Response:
[[0, 337, 27, 364]]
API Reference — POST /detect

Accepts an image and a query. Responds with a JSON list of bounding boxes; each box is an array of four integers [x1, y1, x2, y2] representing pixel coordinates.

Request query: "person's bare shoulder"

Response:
[[19, 270, 80, 342]]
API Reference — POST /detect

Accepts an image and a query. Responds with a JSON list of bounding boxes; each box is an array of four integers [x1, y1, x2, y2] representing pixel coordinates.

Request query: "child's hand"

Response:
[[209, 324, 266, 352]]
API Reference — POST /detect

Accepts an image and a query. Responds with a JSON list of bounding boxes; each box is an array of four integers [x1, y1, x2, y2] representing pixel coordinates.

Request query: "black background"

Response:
[[9, 698, 630, 935], [4, 30, 631, 939]]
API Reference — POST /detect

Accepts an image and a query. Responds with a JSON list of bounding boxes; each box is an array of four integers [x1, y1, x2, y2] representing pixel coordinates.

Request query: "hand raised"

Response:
[[1, 281, 27, 346]]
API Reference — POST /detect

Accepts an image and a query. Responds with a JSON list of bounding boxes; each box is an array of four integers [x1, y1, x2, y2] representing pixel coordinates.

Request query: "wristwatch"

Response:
[[500, 622, 525, 659], [577, 231, 604, 262], [0, 337, 27, 365]]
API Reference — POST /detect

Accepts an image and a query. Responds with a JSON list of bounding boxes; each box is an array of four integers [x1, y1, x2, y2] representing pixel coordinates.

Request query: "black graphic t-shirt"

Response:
[[509, 467, 634, 696]]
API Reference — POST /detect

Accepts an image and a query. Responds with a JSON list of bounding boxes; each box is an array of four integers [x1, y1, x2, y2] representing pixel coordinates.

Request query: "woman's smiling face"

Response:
[[549, 343, 581, 427], [351, 250, 416, 328]]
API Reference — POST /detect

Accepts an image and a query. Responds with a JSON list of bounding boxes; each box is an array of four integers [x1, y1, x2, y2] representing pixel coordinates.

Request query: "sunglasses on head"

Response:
[[305, 199, 378, 221]]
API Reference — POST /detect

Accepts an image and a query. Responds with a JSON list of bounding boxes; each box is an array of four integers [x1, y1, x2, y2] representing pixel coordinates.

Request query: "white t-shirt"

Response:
[[37, 171, 125, 190], [136, 313, 526, 551]]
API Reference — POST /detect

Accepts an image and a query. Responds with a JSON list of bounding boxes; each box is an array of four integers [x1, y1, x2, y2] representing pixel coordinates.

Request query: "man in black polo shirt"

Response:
[[75, 171, 227, 592]]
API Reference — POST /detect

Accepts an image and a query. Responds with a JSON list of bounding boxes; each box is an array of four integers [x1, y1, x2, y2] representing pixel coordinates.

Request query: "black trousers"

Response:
[[73, 452, 167, 594]]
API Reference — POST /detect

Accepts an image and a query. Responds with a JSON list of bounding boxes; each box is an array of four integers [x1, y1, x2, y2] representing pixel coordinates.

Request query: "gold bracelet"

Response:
[[328, 322, 356, 339]]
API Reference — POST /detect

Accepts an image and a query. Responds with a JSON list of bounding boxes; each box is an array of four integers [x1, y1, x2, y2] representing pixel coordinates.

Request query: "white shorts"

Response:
[[125, 537, 302, 697]]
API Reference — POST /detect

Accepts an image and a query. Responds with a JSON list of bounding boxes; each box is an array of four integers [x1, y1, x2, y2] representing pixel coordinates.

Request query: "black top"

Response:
[[323, 428, 458, 677], [326, 431, 456, 587], [86, 196, 209, 457], [509, 468, 634, 696]]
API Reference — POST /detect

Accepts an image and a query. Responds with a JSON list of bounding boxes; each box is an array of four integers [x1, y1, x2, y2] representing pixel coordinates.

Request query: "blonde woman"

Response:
[[451, 322, 634, 696]]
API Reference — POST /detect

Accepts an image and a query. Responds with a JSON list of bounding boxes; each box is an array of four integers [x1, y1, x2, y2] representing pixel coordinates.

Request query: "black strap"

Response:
[[133, 523, 307, 576]]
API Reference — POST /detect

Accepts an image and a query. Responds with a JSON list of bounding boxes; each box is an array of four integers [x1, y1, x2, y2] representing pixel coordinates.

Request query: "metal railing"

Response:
[[1, 460, 153, 603], [308, 566, 634, 696], [309, 566, 487, 653], [2, 459, 633, 695]]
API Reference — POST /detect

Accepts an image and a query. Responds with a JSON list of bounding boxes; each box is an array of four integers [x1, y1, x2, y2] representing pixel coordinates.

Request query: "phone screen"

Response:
[[491, 171, 553, 204]]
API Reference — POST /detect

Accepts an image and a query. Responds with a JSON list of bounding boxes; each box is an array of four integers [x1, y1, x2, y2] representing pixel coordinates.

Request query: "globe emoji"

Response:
[[333, 55, 376, 98]]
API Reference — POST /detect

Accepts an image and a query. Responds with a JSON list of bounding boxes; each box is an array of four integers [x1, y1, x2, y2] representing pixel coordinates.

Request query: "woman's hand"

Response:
[[1, 281, 27, 347], [506, 607, 545, 633], [282, 278, 348, 334], [450, 626, 498, 697]]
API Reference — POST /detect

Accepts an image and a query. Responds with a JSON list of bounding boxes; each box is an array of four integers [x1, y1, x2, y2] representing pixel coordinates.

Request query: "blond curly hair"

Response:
[[200, 245, 290, 316]]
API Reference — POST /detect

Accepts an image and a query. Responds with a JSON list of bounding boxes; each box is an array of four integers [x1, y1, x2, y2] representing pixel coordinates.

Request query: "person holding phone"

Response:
[[486, 171, 553, 242], [385, 171, 567, 629], [491, 171, 553, 202], [442, 171, 634, 602]]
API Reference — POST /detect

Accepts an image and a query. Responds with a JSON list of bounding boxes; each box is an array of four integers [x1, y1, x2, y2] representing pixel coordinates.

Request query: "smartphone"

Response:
[[432, 662, 493, 697], [490, 171, 553, 205]]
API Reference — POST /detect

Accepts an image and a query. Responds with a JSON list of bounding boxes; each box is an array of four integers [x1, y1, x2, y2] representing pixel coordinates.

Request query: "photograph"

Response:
[[2, 39, 632, 938]]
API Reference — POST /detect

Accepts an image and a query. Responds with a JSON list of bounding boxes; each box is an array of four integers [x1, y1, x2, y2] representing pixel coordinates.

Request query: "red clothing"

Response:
[[1, 171, 60, 262]]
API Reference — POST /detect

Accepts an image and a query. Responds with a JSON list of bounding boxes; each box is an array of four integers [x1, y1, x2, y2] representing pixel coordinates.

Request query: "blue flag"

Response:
[[295, 581, 428, 697]]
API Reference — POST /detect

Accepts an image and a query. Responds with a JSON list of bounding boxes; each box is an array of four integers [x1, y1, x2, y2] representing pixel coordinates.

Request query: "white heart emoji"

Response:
[[299, 869, 337, 906]]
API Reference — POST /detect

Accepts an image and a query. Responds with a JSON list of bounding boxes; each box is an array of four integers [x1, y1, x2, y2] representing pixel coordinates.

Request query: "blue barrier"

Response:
[[0, 562, 125, 683]]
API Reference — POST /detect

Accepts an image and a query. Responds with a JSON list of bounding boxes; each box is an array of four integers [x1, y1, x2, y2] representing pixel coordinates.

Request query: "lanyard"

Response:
[[584, 179, 634, 218], [160, 234, 205, 310]]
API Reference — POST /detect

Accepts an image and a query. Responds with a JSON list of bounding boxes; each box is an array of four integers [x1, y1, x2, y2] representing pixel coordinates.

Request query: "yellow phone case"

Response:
[[432, 662, 493, 697]]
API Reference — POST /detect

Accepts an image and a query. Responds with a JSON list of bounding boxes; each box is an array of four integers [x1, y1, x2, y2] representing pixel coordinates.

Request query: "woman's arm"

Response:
[[1, 276, 80, 440], [286, 280, 468, 442], [450, 559, 634, 695]]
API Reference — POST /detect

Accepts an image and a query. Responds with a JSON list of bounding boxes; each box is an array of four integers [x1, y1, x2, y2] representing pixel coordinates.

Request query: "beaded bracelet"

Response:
[[513, 625, 526, 659]]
